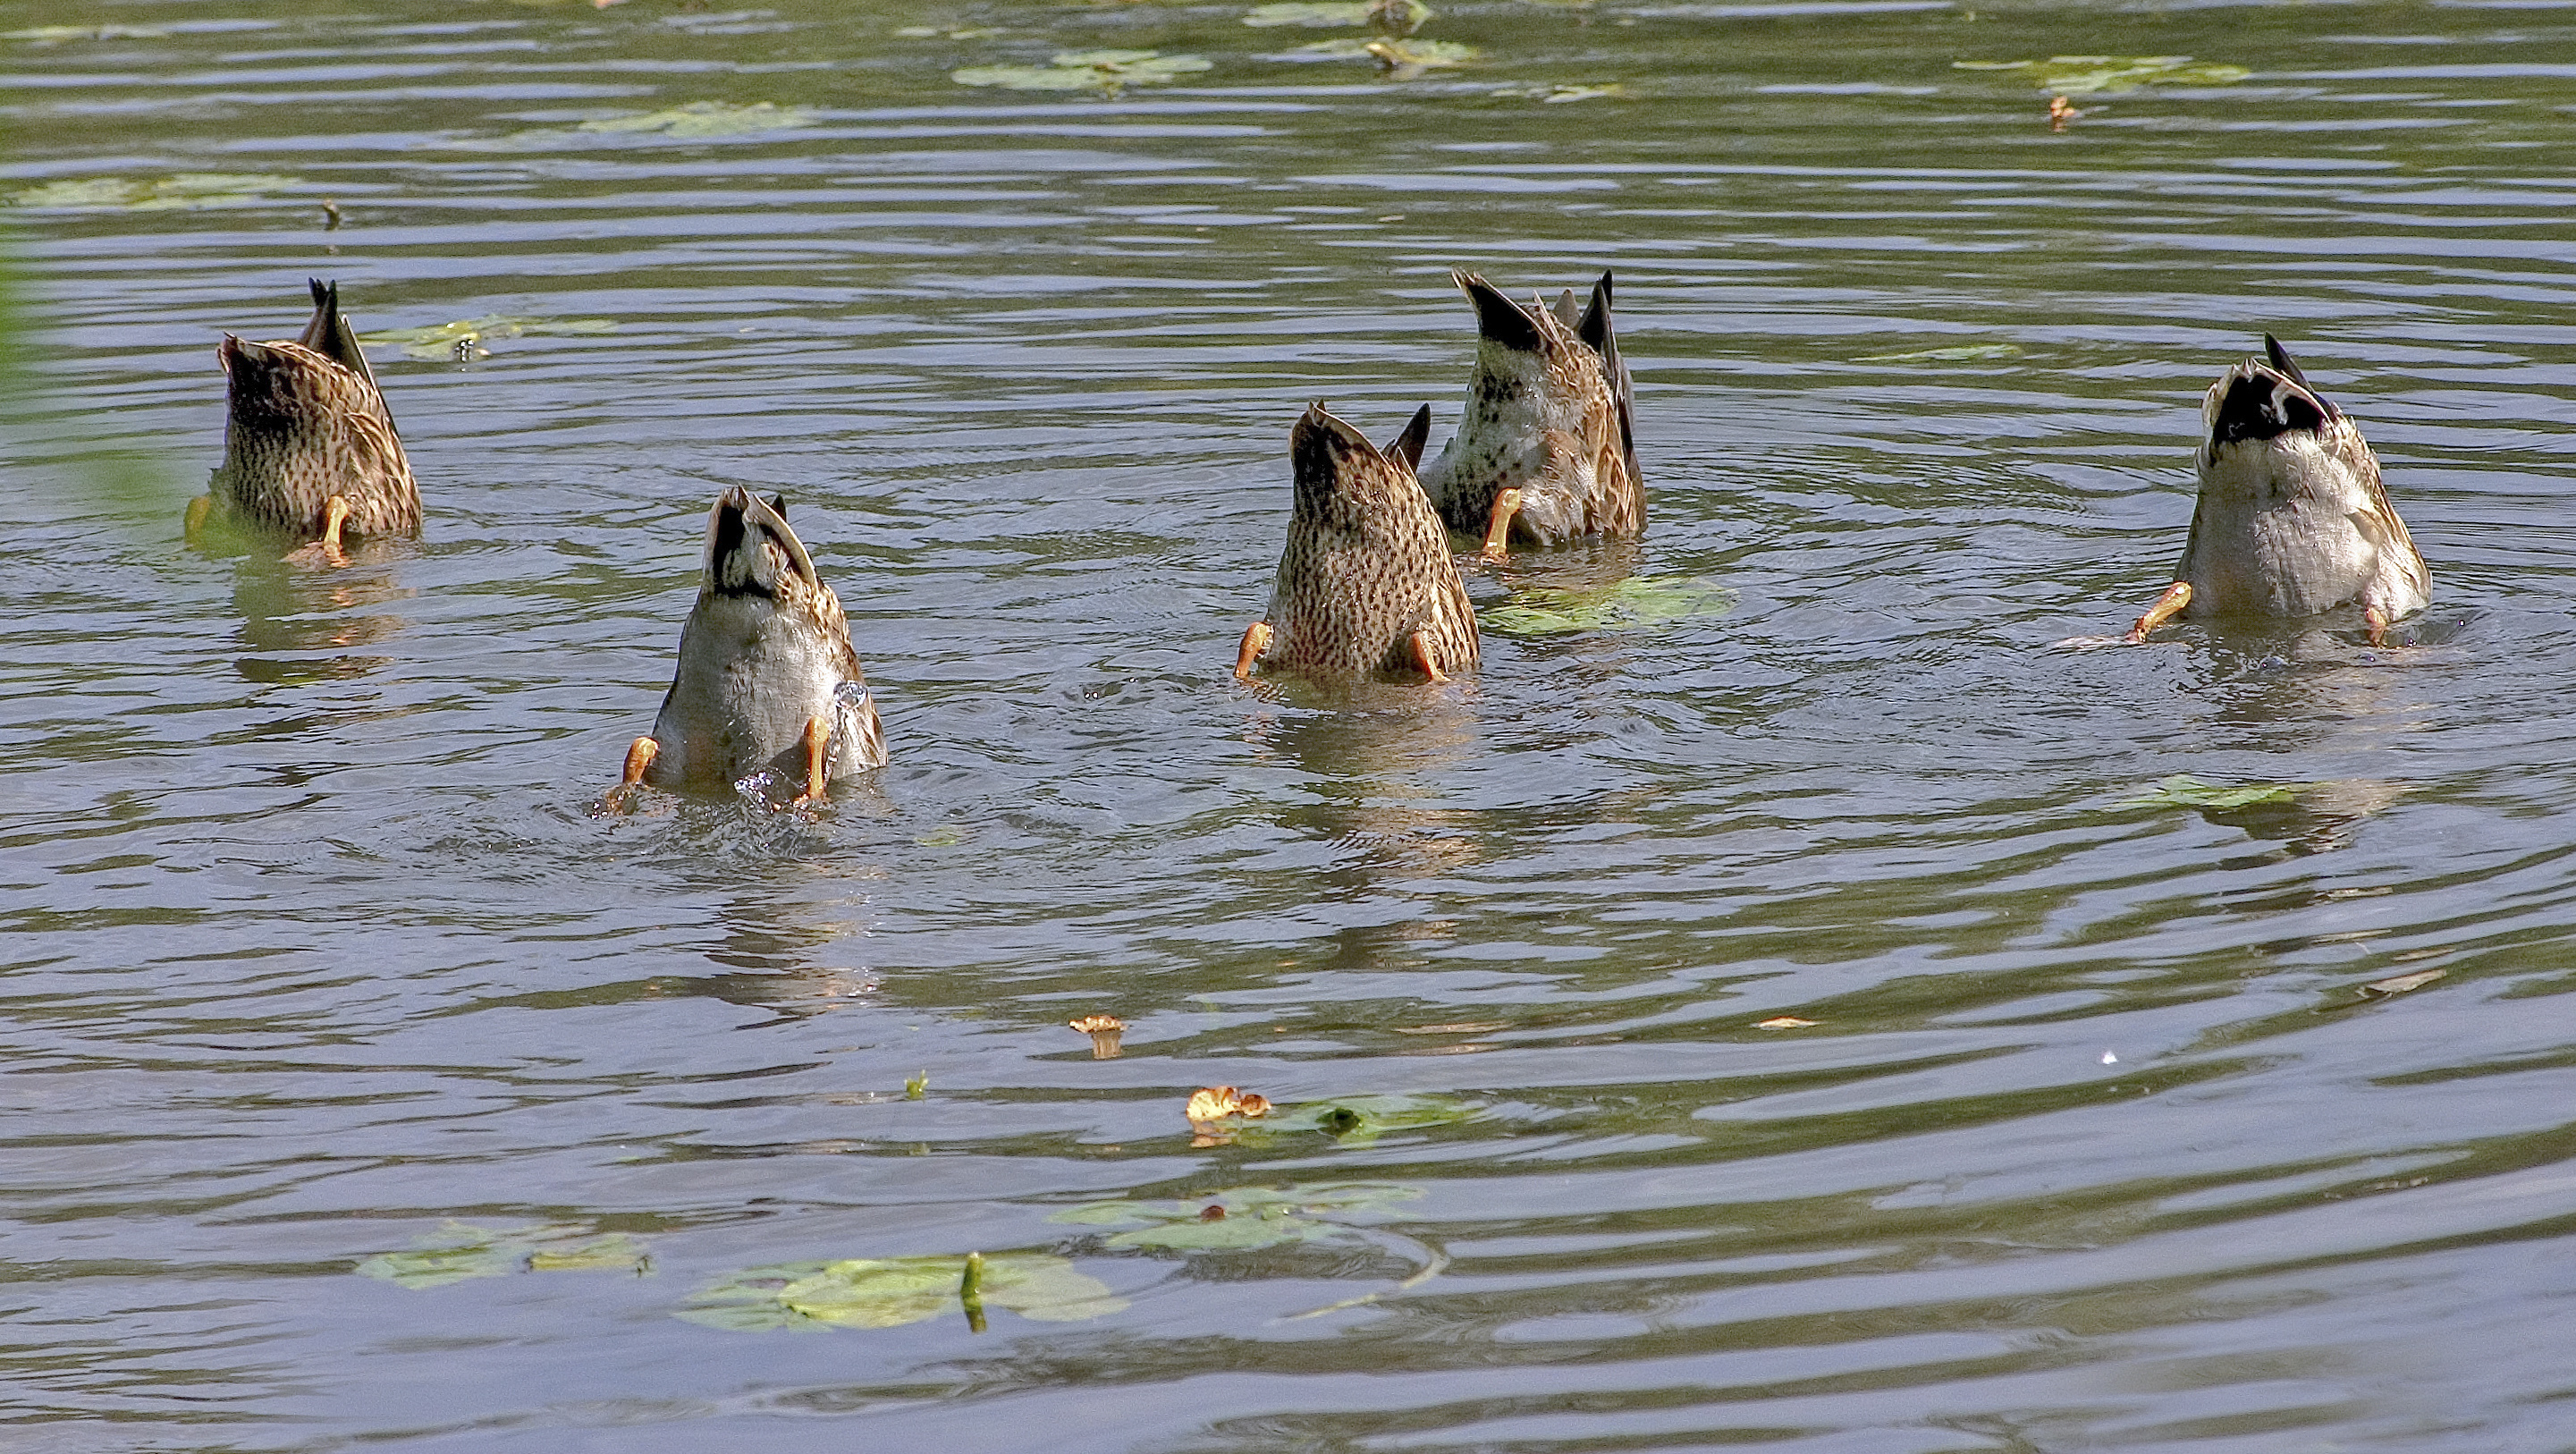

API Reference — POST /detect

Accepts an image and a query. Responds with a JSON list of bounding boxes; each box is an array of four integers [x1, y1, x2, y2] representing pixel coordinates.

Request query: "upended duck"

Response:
[[620, 487, 888, 801], [1417, 268, 1642, 560], [1235, 403, 1479, 683], [190, 279, 419, 561], [2124, 334, 2429, 647]]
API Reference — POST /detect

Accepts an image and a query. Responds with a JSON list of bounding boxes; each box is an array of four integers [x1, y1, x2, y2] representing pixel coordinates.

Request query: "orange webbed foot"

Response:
[[794, 714, 831, 806], [1479, 487, 1524, 563], [1407, 629, 1448, 684], [2124, 582, 2193, 644], [1233, 621, 1273, 681]]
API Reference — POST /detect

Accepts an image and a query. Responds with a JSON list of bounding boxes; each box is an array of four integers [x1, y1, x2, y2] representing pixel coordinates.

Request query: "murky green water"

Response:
[[8, 1, 2576, 1449]]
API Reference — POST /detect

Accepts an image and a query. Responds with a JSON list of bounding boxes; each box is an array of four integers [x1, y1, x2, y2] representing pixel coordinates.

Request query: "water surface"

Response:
[[7, 1, 2576, 1449]]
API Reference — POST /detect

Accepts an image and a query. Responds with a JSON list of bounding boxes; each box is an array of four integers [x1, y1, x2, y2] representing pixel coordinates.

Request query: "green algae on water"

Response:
[[359, 316, 618, 361], [1954, 55, 2251, 94], [12, 173, 299, 211], [953, 50, 1213, 94]]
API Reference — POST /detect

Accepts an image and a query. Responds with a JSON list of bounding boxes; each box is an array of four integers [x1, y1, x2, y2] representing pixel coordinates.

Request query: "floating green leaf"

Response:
[[358, 1222, 648, 1289], [1482, 575, 1736, 638], [527, 1234, 650, 1272], [578, 101, 816, 138], [2359, 968, 2445, 999], [465, 102, 815, 151], [953, 49, 1213, 94], [1491, 82, 1627, 103], [3, 24, 170, 44], [1244, 2, 1372, 24], [1955, 55, 2251, 95], [12, 173, 299, 212], [677, 1253, 1123, 1331], [1268, 1094, 1476, 1147], [359, 315, 619, 361], [2115, 774, 2300, 812], [1369, 38, 1474, 72], [1051, 1181, 1424, 1252], [1857, 342, 2024, 363]]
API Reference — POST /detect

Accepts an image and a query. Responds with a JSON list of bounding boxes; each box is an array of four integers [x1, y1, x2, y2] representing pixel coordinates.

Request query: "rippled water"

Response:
[[8, 1, 2576, 1449]]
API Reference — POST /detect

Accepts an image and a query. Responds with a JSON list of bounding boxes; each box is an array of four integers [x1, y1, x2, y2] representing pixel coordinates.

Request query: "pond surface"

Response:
[[7, 1, 2576, 1449]]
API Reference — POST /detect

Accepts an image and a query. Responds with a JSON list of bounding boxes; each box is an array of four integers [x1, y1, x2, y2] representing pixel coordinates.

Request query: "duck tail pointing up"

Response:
[[1577, 272, 1638, 485], [296, 278, 384, 395]]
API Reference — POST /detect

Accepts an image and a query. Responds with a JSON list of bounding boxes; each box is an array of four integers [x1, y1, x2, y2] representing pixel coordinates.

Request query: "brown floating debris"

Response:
[[1198, 1205, 1227, 1222], [2048, 94, 2081, 131], [1069, 1014, 1126, 1059], [2360, 968, 2445, 999], [1187, 1086, 1271, 1126], [1756, 1017, 1818, 1029]]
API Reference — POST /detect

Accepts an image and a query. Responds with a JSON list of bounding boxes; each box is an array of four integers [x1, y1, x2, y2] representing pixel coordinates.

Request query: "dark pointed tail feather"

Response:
[[296, 277, 384, 395], [1453, 268, 1546, 353], [2212, 367, 2331, 444], [2262, 333, 2309, 390], [1383, 404, 1432, 473], [2259, 334, 2341, 420], [1578, 271, 1639, 484]]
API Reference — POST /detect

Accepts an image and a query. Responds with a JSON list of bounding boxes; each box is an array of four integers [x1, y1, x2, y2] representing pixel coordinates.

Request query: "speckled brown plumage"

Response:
[[638, 486, 887, 792], [1242, 403, 1478, 681], [206, 279, 420, 542], [1417, 269, 1643, 549]]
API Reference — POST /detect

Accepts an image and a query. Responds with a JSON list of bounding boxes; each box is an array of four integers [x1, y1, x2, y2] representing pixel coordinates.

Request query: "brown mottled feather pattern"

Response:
[[208, 284, 420, 542], [1418, 269, 1643, 547], [1253, 404, 1478, 681]]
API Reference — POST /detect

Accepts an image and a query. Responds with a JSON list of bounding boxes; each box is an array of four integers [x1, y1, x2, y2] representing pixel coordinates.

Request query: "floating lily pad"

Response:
[[469, 102, 815, 150], [2116, 774, 2301, 812], [1244, 3, 1373, 24], [1482, 575, 1736, 638], [1269, 1093, 1476, 1146], [579, 101, 816, 137], [2359, 968, 2445, 999], [1857, 342, 2024, 363], [677, 1252, 1123, 1331], [526, 1234, 650, 1272], [3, 24, 170, 44], [359, 315, 619, 361], [1052, 1181, 1423, 1252], [358, 1222, 649, 1289], [12, 173, 299, 212], [953, 50, 1213, 94], [1955, 55, 2251, 95], [1297, 36, 1474, 76], [1491, 81, 1627, 103]]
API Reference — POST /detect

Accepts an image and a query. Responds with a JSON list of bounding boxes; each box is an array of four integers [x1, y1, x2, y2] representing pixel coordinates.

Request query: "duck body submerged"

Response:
[[206, 279, 420, 546], [1417, 268, 1641, 556], [631, 487, 886, 797], [2174, 335, 2429, 626], [1238, 403, 1478, 683]]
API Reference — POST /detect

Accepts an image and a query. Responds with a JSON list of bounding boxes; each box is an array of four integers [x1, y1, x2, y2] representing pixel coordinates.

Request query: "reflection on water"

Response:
[[224, 549, 413, 682], [5, 0, 2576, 1449]]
